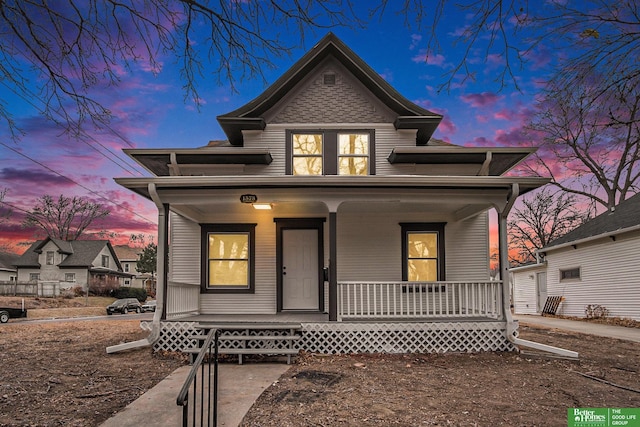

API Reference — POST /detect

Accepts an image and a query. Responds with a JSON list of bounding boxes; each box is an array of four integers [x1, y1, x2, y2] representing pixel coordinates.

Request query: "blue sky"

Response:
[[0, 2, 557, 252]]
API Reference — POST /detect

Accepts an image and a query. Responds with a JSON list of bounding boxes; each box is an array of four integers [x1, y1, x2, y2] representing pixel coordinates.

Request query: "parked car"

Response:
[[106, 298, 142, 315], [141, 300, 157, 312]]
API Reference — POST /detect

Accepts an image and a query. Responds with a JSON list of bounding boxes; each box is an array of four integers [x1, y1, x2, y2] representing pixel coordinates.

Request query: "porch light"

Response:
[[252, 203, 272, 210]]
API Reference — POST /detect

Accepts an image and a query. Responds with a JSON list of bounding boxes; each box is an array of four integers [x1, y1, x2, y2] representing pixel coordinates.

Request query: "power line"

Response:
[[0, 141, 156, 226], [0, 80, 146, 176]]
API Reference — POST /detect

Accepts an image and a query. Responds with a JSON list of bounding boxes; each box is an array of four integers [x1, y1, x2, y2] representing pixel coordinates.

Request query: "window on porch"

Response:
[[401, 223, 446, 282], [200, 224, 256, 293]]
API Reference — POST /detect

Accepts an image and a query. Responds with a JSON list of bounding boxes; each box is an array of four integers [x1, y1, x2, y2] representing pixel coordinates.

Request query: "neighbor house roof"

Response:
[[541, 192, 640, 251], [217, 32, 443, 146], [13, 238, 124, 271], [113, 245, 142, 261], [0, 252, 19, 272]]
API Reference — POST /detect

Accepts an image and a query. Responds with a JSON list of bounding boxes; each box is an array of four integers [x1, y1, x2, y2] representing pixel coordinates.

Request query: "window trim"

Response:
[[46, 251, 55, 265], [101, 255, 109, 268], [64, 273, 76, 282], [400, 223, 446, 282], [286, 129, 375, 175], [200, 223, 257, 294], [560, 267, 581, 281]]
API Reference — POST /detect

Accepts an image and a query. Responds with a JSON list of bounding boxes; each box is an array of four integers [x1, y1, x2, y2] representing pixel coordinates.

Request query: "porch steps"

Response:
[[185, 322, 302, 365]]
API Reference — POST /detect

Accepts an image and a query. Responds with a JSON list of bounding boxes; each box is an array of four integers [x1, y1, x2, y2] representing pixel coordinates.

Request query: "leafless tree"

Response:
[[0, 0, 360, 139], [389, 0, 640, 93], [508, 188, 594, 266], [525, 74, 640, 210], [22, 194, 110, 241], [0, 188, 11, 224], [4, 1, 638, 141]]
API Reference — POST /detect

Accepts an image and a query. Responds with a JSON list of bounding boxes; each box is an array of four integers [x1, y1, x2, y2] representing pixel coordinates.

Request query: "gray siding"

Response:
[[268, 59, 394, 124], [170, 211, 279, 315], [337, 211, 489, 282], [170, 208, 490, 315], [545, 230, 640, 320]]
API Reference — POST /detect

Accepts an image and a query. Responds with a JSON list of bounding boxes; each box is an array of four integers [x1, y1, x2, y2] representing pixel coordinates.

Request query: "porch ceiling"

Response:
[[114, 175, 549, 222]]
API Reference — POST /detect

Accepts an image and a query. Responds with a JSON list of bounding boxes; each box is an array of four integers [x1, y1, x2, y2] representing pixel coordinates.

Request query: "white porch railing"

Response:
[[166, 281, 200, 318], [337, 281, 503, 321]]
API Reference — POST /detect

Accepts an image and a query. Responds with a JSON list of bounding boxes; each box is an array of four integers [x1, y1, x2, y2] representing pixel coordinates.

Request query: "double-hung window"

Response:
[[287, 130, 374, 175], [46, 251, 55, 265], [201, 224, 256, 293], [401, 223, 446, 282]]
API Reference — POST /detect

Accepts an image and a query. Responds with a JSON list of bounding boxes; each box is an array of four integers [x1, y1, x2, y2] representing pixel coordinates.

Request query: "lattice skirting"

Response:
[[301, 322, 515, 354], [143, 320, 516, 354]]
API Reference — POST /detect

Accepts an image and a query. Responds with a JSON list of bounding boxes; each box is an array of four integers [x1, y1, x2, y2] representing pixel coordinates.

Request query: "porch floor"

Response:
[[174, 312, 330, 324], [170, 313, 502, 324]]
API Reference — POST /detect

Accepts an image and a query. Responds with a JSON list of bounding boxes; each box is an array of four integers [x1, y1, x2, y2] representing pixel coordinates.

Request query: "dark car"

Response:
[[141, 300, 156, 312], [106, 298, 142, 315]]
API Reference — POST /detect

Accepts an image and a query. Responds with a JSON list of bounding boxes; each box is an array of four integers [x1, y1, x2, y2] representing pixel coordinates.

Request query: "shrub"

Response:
[[111, 287, 147, 302], [585, 304, 609, 319], [71, 286, 85, 297], [89, 277, 120, 297]]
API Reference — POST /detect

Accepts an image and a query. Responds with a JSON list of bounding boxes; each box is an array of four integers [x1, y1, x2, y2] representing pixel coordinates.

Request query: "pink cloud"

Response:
[[460, 92, 503, 108], [411, 50, 446, 67]]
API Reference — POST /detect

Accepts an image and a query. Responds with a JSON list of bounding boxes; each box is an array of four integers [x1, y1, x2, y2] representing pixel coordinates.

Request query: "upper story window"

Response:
[[124, 263, 130, 272], [102, 255, 109, 268], [287, 130, 374, 176], [46, 251, 55, 265]]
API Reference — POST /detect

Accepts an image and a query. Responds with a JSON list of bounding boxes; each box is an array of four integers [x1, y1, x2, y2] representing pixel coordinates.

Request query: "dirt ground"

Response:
[[1, 297, 639, 426]]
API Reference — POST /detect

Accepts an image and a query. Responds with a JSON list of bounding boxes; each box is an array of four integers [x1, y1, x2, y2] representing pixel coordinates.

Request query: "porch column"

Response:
[[328, 211, 338, 321], [497, 184, 519, 333], [149, 183, 169, 321]]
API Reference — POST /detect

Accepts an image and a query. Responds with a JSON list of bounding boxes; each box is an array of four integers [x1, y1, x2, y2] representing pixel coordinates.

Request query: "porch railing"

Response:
[[166, 281, 200, 318], [337, 281, 502, 321]]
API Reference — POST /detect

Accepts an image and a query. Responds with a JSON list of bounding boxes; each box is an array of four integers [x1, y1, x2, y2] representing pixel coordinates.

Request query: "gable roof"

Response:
[[13, 238, 123, 270], [217, 32, 443, 146], [542, 192, 640, 251], [114, 245, 142, 261], [0, 252, 19, 272]]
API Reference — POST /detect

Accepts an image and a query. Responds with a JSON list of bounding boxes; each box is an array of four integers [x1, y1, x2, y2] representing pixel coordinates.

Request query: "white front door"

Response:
[[282, 229, 319, 310], [536, 271, 547, 313]]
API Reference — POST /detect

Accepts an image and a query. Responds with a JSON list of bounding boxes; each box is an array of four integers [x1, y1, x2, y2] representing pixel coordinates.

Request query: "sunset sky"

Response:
[[0, 2, 563, 254]]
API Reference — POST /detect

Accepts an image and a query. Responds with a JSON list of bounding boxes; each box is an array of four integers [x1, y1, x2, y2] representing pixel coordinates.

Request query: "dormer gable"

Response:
[[217, 33, 442, 146]]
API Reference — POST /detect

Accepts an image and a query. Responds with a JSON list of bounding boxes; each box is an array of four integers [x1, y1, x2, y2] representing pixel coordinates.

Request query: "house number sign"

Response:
[[240, 194, 258, 203]]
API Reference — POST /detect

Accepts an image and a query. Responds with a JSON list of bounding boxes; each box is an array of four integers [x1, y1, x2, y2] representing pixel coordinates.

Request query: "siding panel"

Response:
[[545, 231, 640, 320]]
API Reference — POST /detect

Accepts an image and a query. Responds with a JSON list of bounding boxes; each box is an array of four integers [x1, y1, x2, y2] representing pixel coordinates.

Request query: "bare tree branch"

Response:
[[508, 188, 593, 265], [524, 71, 640, 210], [22, 194, 110, 241]]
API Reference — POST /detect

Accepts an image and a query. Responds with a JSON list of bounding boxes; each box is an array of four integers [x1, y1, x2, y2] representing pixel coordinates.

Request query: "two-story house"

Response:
[[14, 238, 133, 296], [114, 33, 551, 356]]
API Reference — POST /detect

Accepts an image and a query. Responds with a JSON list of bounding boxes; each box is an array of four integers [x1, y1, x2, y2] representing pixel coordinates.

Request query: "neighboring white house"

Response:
[[512, 192, 640, 321], [13, 238, 134, 296], [0, 252, 18, 283], [115, 33, 549, 354]]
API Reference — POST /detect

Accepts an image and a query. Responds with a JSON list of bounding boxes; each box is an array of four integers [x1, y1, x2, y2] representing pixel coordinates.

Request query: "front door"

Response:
[[536, 271, 547, 313], [282, 229, 319, 310]]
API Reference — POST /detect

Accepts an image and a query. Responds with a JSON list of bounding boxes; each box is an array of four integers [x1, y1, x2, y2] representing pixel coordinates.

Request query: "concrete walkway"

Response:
[[100, 363, 290, 427], [514, 314, 640, 343]]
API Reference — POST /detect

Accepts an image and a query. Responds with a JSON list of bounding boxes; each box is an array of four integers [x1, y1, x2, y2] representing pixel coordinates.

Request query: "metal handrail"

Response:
[[177, 327, 220, 427]]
